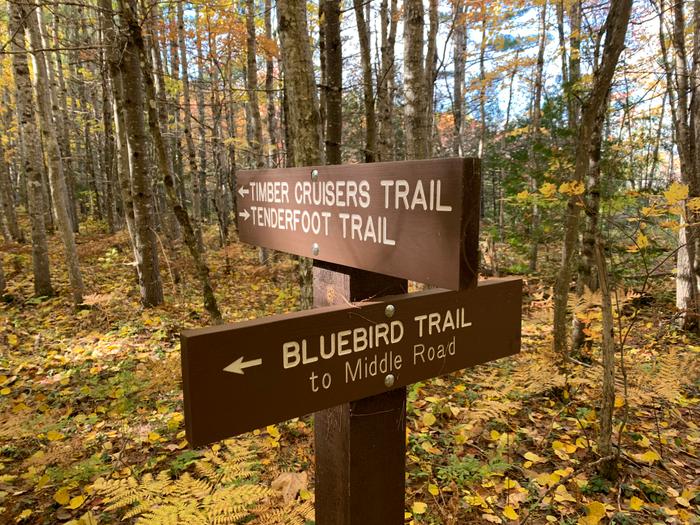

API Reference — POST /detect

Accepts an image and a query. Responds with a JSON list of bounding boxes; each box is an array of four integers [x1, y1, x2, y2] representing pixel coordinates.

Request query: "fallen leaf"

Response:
[[503, 505, 518, 520], [271, 471, 308, 504], [412, 501, 427, 514]]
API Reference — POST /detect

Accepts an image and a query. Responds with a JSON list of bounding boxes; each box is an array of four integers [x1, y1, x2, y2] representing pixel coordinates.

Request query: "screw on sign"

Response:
[[180, 158, 523, 525]]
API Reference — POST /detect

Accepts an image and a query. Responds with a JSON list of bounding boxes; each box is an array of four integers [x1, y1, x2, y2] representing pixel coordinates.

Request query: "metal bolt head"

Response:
[[312, 243, 320, 256], [385, 304, 396, 318], [311, 168, 319, 181], [384, 374, 395, 388]]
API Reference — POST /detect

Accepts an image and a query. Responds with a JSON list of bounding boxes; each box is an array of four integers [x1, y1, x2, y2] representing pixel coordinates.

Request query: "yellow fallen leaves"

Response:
[[503, 505, 518, 521], [412, 501, 427, 514], [578, 501, 606, 525], [46, 430, 65, 441], [629, 496, 644, 510], [422, 412, 436, 427], [54, 488, 86, 510], [634, 449, 661, 464]]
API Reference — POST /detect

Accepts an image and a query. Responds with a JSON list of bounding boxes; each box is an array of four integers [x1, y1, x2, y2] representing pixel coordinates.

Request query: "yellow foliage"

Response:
[[664, 182, 688, 205], [559, 181, 585, 196]]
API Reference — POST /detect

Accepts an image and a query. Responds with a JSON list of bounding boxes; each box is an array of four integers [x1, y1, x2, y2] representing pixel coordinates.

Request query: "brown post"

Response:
[[313, 262, 407, 525]]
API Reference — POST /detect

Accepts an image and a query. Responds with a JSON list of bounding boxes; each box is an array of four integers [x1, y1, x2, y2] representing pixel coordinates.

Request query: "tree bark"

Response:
[[595, 241, 617, 480], [277, 0, 324, 309], [121, 0, 221, 322], [353, 0, 376, 162], [8, 0, 53, 298], [552, 0, 633, 357], [0, 140, 22, 242], [452, 0, 466, 156], [178, 0, 203, 245], [264, 0, 280, 167], [376, 0, 397, 161], [404, 0, 428, 160], [246, 0, 265, 169], [324, 0, 342, 164], [527, 1, 547, 273], [115, 0, 164, 307]]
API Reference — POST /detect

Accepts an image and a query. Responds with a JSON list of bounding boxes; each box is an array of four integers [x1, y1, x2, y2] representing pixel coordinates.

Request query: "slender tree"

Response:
[[552, 0, 633, 356], [277, 0, 323, 309], [24, 0, 85, 305], [8, 0, 53, 298]]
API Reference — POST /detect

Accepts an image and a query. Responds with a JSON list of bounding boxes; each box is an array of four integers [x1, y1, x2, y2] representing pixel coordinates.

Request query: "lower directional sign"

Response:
[[181, 278, 522, 447]]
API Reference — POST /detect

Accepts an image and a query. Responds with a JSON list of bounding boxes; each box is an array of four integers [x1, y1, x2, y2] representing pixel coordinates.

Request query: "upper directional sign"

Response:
[[181, 278, 521, 447], [235, 158, 480, 290]]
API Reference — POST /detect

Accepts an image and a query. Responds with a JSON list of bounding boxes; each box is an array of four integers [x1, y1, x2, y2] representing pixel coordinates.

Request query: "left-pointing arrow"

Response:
[[238, 209, 250, 221], [223, 356, 263, 374], [238, 186, 250, 198]]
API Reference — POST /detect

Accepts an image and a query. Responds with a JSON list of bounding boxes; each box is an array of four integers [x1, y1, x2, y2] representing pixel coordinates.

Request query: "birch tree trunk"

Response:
[[8, 0, 53, 298], [24, 0, 85, 306], [246, 0, 265, 169], [178, 0, 203, 244], [657, 0, 699, 331], [194, 7, 209, 219], [552, 0, 633, 357], [0, 140, 22, 242], [264, 0, 280, 167], [277, 0, 324, 309]]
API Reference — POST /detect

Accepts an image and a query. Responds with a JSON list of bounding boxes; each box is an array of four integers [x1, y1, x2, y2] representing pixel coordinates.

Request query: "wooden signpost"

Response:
[[180, 158, 522, 524], [236, 158, 480, 289]]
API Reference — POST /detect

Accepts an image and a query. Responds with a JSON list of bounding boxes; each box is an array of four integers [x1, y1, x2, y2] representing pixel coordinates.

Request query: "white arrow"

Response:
[[238, 209, 250, 221], [223, 356, 263, 374], [238, 186, 250, 198]]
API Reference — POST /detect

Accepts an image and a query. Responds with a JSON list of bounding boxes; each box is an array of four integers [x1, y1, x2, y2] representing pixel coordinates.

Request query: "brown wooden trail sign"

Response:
[[181, 278, 521, 448], [235, 157, 480, 289], [182, 157, 522, 524]]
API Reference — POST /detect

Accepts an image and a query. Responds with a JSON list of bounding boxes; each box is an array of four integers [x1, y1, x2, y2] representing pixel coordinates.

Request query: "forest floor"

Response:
[[0, 223, 698, 525]]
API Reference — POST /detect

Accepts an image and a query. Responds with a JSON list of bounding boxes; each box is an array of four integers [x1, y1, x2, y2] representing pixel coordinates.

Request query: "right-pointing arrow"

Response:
[[238, 209, 250, 221], [223, 356, 262, 375]]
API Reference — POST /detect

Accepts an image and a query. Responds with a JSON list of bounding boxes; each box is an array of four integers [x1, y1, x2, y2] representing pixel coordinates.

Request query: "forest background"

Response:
[[0, 0, 699, 523]]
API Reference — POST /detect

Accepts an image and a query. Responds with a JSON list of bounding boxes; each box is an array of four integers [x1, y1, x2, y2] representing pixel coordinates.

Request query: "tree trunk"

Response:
[[0, 140, 22, 242], [8, 0, 53, 298], [324, 0, 342, 164], [178, 0, 203, 245], [527, 1, 547, 273], [246, 0, 265, 169], [452, 0, 466, 157], [377, 0, 398, 161], [264, 0, 280, 167], [122, 0, 221, 322], [194, 7, 209, 219], [353, 0, 376, 163], [404, 0, 428, 160], [116, 0, 164, 307], [657, 0, 699, 331], [277, 0, 324, 310], [595, 240, 617, 480], [552, 0, 633, 357], [424, 0, 438, 154], [572, 99, 608, 351], [49, 9, 79, 233]]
